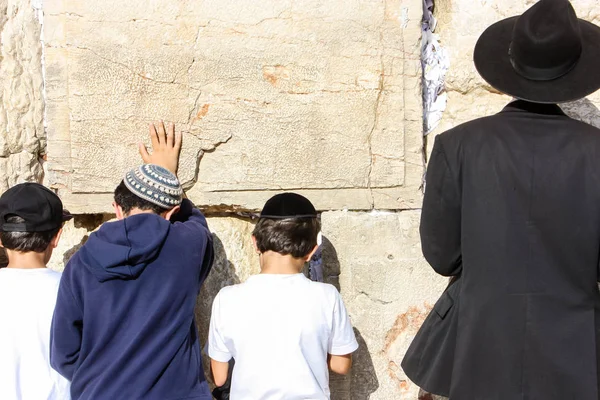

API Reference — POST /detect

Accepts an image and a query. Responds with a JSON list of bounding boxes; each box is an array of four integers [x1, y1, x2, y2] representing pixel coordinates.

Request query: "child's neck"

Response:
[[259, 251, 306, 275], [5, 249, 48, 269]]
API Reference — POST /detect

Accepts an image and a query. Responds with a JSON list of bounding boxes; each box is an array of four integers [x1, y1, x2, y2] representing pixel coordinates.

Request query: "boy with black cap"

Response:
[[0, 182, 72, 399], [208, 193, 358, 399], [50, 122, 214, 400]]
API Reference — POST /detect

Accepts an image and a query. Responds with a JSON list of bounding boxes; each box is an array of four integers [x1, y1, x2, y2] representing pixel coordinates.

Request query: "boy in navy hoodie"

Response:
[[50, 122, 214, 400]]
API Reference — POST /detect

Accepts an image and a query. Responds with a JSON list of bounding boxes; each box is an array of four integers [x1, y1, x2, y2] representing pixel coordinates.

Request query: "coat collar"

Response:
[[500, 100, 567, 116]]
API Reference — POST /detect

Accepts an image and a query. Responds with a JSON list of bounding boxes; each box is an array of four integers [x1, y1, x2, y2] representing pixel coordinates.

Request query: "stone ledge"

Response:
[[56, 186, 424, 214]]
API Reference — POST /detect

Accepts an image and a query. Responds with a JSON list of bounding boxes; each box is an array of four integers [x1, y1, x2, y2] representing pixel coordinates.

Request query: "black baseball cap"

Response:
[[0, 183, 73, 232]]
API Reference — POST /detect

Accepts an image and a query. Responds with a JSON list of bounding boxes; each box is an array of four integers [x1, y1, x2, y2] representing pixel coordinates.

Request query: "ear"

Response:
[[304, 244, 319, 262], [113, 202, 125, 220], [163, 205, 181, 221], [51, 228, 63, 249], [251, 235, 261, 254]]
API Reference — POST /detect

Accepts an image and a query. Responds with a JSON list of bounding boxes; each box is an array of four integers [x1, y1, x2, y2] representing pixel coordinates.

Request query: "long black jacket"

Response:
[[408, 101, 600, 399]]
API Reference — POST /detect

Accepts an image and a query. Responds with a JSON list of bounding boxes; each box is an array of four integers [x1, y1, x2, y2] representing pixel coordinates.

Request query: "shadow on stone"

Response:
[[195, 233, 241, 388], [62, 235, 89, 266], [61, 214, 113, 266], [321, 236, 341, 291], [330, 328, 379, 400], [323, 236, 379, 399]]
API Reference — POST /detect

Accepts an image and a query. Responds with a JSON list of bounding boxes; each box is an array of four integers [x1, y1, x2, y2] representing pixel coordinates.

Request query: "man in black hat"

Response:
[[402, 0, 600, 398]]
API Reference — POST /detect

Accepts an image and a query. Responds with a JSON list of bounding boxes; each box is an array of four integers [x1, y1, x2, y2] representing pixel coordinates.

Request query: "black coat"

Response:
[[402, 276, 461, 397], [407, 101, 600, 399]]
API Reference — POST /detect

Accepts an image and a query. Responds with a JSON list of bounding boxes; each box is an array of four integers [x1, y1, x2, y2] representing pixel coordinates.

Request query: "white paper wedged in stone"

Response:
[[422, 0, 449, 135]]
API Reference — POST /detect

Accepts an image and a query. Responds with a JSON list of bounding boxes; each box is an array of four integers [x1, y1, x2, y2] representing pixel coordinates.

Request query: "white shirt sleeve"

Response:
[[208, 291, 233, 362], [328, 290, 359, 355]]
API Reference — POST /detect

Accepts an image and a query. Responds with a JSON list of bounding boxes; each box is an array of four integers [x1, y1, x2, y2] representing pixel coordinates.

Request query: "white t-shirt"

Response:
[[208, 273, 358, 400], [0, 268, 71, 400]]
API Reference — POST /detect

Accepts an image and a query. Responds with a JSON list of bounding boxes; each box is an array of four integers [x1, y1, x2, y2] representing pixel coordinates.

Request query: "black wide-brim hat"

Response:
[[474, 0, 600, 104]]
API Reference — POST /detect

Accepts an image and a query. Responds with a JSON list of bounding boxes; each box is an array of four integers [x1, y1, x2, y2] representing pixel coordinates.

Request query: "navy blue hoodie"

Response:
[[50, 199, 214, 400]]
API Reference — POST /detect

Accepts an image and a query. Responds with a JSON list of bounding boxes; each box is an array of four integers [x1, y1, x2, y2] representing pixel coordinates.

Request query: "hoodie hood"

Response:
[[79, 213, 171, 282]]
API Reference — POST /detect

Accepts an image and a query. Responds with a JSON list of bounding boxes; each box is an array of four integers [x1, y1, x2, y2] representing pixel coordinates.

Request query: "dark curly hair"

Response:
[[114, 181, 166, 215]]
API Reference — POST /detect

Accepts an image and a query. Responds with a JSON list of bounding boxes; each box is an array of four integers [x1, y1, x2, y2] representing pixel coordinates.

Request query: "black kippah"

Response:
[[259, 193, 318, 219]]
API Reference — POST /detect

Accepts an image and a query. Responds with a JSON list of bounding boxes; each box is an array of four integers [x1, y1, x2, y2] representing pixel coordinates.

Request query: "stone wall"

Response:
[[0, 0, 44, 191], [43, 0, 425, 213], [4, 0, 600, 399], [38, 1, 446, 398]]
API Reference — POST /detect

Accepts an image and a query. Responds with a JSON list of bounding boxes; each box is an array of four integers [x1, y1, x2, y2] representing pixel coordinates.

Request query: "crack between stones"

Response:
[[185, 26, 204, 129], [55, 44, 188, 85], [46, 41, 233, 194], [181, 134, 233, 192], [358, 290, 393, 305], [366, 30, 386, 210], [187, 91, 203, 128]]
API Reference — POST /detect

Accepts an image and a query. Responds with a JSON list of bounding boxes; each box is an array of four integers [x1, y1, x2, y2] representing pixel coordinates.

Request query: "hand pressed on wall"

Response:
[[138, 121, 182, 175]]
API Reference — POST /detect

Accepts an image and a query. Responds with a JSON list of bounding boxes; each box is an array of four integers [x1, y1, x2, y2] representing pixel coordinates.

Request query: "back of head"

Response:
[[252, 217, 321, 258], [114, 164, 183, 216], [1, 215, 60, 253], [253, 193, 321, 258], [0, 182, 71, 254]]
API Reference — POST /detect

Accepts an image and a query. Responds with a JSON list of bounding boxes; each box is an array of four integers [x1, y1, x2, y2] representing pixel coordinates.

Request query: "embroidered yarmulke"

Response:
[[123, 164, 183, 209], [259, 193, 318, 219]]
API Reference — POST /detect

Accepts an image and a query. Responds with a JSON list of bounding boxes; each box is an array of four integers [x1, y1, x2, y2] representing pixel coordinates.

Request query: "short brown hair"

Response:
[[252, 217, 320, 258]]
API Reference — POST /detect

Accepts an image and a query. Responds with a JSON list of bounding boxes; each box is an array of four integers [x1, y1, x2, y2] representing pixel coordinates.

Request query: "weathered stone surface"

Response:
[[322, 210, 448, 399], [0, 0, 44, 191], [43, 0, 425, 213], [47, 213, 112, 272]]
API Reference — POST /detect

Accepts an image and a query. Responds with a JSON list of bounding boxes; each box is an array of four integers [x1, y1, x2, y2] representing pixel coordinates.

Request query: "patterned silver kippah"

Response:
[[123, 164, 183, 209]]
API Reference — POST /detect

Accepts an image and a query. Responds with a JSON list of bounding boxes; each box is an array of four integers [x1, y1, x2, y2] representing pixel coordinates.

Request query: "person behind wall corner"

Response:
[[208, 192, 358, 399], [50, 122, 215, 400]]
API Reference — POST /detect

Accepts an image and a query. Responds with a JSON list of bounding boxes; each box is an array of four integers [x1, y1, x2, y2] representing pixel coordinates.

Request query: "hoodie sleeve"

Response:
[[172, 199, 215, 287], [50, 273, 83, 381]]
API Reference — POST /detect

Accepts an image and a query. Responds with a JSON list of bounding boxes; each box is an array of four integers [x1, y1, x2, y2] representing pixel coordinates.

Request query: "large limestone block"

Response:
[[43, 0, 424, 213], [0, 0, 44, 191], [430, 0, 600, 154], [322, 210, 448, 400]]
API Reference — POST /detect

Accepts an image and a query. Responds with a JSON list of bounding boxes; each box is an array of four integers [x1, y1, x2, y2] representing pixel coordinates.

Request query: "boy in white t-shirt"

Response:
[[208, 193, 358, 400], [0, 183, 71, 400]]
